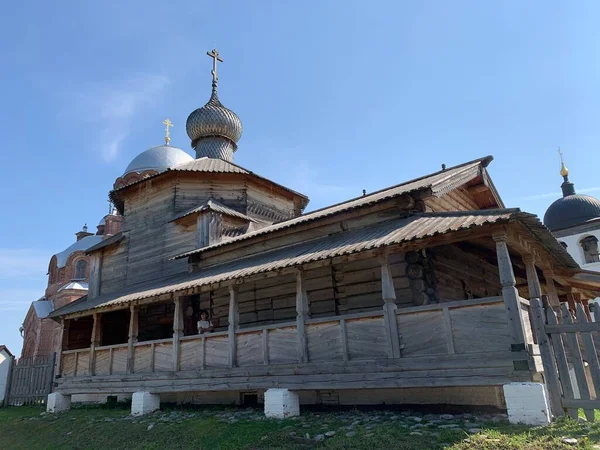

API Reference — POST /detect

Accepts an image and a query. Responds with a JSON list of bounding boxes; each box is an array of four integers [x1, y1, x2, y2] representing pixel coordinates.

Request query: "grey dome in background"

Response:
[[543, 194, 600, 231], [124, 145, 193, 175]]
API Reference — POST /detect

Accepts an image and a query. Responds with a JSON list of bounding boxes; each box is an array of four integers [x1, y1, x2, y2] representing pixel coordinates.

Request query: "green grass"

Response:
[[0, 405, 598, 449]]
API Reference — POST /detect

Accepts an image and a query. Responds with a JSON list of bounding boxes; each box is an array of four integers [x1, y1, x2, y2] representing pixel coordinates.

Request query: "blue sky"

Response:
[[1, 1, 600, 355]]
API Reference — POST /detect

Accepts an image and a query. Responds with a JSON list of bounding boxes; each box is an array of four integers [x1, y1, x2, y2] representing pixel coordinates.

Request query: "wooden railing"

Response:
[[61, 296, 518, 377]]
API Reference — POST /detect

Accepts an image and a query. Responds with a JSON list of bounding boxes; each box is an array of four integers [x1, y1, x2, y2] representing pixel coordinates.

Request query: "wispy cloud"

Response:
[[0, 288, 45, 312], [0, 248, 50, 280], [519, 186, 600, 202], [69, 74, 170, 162]]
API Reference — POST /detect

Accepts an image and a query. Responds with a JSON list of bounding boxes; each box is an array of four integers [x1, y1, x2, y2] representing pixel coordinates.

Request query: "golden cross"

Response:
[[207, 49, 224, 89], [558, 147, 564, 164], [162, 118, 173, 145]]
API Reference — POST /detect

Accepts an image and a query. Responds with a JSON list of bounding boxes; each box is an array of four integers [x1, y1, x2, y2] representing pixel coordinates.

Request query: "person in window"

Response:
[[197, 310, 214, 334]]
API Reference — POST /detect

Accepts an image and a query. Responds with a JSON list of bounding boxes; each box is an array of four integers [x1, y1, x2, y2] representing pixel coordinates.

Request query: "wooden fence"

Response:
[[5, 354, 55, 406], [531, 296, 600, 422]]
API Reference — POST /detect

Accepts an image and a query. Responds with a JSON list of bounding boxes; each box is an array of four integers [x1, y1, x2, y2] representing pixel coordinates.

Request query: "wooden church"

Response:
[[48, 50, 600, 414]]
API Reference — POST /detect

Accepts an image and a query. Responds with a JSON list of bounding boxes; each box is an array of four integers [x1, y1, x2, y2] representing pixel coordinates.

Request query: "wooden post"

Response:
[[575, 303, 600, 399], [529, 297, 563, 417], [228, 285, 238, 368], [380, 254, 401, 359], [262, 329, 269, 365], [295, 270, 309, 364], [493, 233, 527, 351], [55, 319, 65, 378], [543, 270, 560, 307], [523, 255, 543, 299], [126, 304, 139, 374], [173, 296, 184, 372], [89, 312, 102, 375], [565, 288, 577, 314]]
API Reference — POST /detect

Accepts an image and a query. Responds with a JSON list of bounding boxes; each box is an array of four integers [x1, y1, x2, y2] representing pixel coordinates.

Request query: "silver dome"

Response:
[[124, 145, 193, 175], [186, 92, 242, 149]]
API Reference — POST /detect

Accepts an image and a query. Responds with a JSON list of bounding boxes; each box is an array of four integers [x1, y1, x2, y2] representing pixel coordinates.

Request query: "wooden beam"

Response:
[[89, 312, 102, 375], [493, 233, 527, 350], [523, 256, 543, 300], [380, 253, 401, 359], [172, 295, 184, 372], [228, 285, 238, 368], [89, 254, 102, 299], [56, 319, 65, 377], [295, 270, 309, 364], [543, 270, 560, 307], [126, 304, 138, 374]]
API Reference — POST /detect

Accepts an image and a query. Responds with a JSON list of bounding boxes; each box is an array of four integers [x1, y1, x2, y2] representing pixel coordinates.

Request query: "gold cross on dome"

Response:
[[162, 118, 173, 145], [207, 48, 224, 87]]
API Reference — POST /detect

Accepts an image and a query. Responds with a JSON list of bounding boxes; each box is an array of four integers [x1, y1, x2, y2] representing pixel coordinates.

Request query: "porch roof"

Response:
[[50, 209, 575, 318]]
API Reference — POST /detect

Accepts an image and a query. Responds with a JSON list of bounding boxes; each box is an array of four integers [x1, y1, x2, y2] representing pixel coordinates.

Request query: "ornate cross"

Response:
[[207, 49, 224, 88], [162, 118, 173, 145]]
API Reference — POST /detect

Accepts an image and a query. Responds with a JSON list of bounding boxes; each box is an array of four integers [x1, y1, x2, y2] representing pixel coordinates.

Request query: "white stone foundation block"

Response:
[[131, 391, 161, 416], [46, 392, 71, 413], [264, 388, 300, 418], [503, 382, 551, 425]]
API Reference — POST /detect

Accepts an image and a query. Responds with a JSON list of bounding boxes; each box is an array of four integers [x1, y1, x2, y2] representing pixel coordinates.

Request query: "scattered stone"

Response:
[[260, 436, 267, 441], [440, 414, 454, 420], [365, 433, 374, 437], [468, 428, 483, 434], [346, 431, 357, 437], [438, 424, 460, 429], [408, 416, 423, 422], [314, 434, 325, 442], [289, 432, 297, 437], [147, 423, 155, 431], [409, 431, 422, 436], [561, 438, 578, 445]]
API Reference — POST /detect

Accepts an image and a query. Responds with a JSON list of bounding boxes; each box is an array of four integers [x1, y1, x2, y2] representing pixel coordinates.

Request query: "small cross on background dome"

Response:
[[207, 49, 224, 91], [162, 118, 173, 145]]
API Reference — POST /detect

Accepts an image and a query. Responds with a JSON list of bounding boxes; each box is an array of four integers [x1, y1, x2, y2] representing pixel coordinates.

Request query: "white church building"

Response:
[[543, 159, 600, 305]]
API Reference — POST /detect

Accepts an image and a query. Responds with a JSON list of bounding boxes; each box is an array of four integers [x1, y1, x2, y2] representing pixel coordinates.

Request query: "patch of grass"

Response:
[[0, 405, 598, 449]]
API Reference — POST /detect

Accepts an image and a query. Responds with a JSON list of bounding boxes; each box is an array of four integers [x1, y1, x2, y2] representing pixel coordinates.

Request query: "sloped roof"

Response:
[[86, 232, 124, 254], [0, 345, 13, 357], [58, 281, 89, 292], [170, 199, 257, 223], [51, 208, 573, 318], [54, 235, 103, 268], [33, 300, 54, 319], [111, 157, 308, 206], [175, 156, 493, 260]]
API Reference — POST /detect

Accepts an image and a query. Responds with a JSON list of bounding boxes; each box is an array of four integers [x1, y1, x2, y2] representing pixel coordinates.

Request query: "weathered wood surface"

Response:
[[346, 317, 388, 360], [268, 326, 297, 364], [307, 322, 343, 361], [397, 311, 447, 357], [56, 352, 531, 394], [180, 338, 204, 370], [451, 303, 510, 353], [112, 347, 128, 375], [575, 303, 600, 398], [559, 304, 594, 421], [5, 354, 55, 406], [204, 335, 229, 368], [236, 331, 263, 366]]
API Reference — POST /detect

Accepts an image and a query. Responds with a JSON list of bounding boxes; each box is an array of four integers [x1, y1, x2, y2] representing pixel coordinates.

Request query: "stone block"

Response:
[[264, 388, 300, 418], [47, 392, 71, 413], [131, 391, 160, 416], [503, 382, 551, 425]]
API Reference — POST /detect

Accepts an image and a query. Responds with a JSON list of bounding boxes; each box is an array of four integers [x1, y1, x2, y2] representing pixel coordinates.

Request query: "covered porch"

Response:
[[51, 210, 597, 410]]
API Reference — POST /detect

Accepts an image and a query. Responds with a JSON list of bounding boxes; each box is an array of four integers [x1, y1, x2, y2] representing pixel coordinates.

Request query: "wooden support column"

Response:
[[380, 254, 401, 359], [228, 285, 238, 368], [523, 255, 543, 300], [565, 288, 577, 314], [126, 304, 139, 374], [493, 233, 527, 351], [173, 295, 184, 372], [295, 270, 309, 364], [543, 269, 560, 307], [89, 312, 102, 375], [55, 319, 65, 377]]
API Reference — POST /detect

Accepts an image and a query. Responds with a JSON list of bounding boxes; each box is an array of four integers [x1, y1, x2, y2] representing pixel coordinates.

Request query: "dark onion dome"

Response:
[[543, 162, 600, 231], [185, 49, 242, 162]]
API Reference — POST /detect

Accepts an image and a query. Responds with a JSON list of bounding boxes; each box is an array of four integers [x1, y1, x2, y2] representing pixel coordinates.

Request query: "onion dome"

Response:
[[123, 145, 193, 176], [543, 158, 600, 231], [185, 49, 242, 162]]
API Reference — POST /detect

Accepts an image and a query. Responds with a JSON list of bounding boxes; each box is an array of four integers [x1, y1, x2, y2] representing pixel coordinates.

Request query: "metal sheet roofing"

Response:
[[170, 200, 256, 223], [33, 300, 54, 319], [86, 232, 124, 254], [52, 208, 566, 318], [54, 235, 104, 268], [174, 156, 491, 259]]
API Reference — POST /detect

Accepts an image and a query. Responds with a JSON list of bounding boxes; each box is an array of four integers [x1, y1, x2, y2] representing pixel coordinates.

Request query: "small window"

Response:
[[74, 260, 87, 279], [581, 236, 600, 264]]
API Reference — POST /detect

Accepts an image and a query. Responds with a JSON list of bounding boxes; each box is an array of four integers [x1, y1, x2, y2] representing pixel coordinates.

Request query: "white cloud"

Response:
[[0, 248, 50, 280], [0, 288, 44, 312], [69, 74, 170, 162]]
